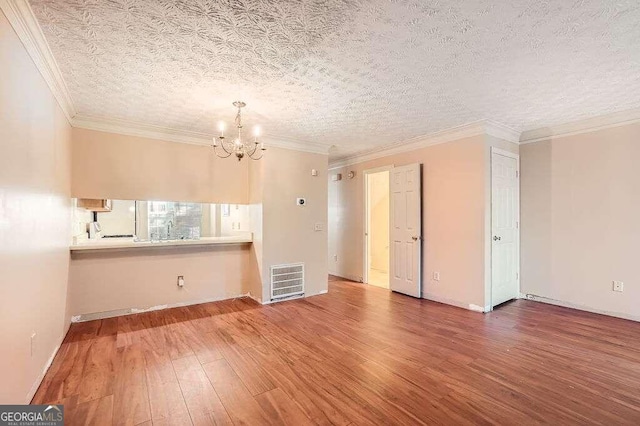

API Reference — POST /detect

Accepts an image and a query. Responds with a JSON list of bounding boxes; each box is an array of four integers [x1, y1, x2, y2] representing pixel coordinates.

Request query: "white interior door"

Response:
[[390, 164, 422, 297], [491, 150, 520, 307]]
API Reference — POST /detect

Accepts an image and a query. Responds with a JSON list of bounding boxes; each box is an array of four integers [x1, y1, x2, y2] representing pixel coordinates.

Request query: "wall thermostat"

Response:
[[296, 198, 306, 206]]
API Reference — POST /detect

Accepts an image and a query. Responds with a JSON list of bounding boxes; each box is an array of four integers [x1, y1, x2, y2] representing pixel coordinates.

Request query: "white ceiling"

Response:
[[30, 0, 640, 159]]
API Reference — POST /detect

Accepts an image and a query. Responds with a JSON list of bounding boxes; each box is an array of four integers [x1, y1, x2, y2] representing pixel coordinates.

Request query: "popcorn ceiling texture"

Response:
[[30, 0, 640, 158]]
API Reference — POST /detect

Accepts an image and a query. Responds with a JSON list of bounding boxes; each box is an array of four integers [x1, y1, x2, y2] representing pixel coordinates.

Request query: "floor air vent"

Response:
[[271, 263, 304, 301]]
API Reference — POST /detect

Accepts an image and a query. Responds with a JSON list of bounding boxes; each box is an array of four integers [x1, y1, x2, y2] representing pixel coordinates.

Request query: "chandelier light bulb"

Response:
[[218, 121, 225, 136], [253, 126, 260, 137]]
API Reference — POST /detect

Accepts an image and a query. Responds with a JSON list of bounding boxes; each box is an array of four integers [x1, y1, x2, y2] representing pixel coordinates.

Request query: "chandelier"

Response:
[[212, 101, 265, 161]]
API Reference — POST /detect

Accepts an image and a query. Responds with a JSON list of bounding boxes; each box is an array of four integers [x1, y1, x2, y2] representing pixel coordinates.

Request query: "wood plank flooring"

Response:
[[33, 277, 640, 425]]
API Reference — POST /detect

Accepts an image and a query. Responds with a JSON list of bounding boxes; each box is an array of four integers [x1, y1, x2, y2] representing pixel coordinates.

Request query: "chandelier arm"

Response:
[[212, 144, 232, 158], [248, 151, 264, 160], [247, 143, 259, 157], [219, 140, 234, 155]]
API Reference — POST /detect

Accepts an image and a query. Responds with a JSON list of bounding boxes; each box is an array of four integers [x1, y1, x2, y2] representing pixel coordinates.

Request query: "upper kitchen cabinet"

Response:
[[77, 198, 112, 212]]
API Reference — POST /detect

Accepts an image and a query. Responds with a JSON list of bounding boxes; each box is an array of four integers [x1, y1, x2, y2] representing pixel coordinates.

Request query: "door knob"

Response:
[[412, 236, 421, 241], [493, 236, 501, 241]]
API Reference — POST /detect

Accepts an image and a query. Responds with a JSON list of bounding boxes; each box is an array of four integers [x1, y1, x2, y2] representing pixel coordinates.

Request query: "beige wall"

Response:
[[67, 146, 328, 315], [368, 171, 389, 272], [329, 136, 489, 310], [72, 128, 249, 204], [251, 147, 329, 302], [521, 123, 640, 320], [0, 11, 72, 403], [68, 245, 253, 319]]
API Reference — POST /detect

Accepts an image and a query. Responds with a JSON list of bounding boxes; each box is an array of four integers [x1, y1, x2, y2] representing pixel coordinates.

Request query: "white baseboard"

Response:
[[246, 292, 264, 305], [330, 273, 362, 283], [524, 294, 640, 322], [71, 287, 333, 321], [257, 288, 329, 306], [71, 293, 250, 322], [422, 293, 485, 313], [26, 331, 66, 404]]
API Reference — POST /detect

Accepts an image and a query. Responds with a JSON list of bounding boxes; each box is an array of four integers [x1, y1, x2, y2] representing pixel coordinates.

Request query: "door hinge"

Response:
[[516, 170, 519, 178], [516, 272, 519, 280], [516, 221, 519, 229]]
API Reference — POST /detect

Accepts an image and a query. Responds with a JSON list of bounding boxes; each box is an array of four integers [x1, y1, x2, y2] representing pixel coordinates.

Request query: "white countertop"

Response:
[[70, 234, 253, 251]]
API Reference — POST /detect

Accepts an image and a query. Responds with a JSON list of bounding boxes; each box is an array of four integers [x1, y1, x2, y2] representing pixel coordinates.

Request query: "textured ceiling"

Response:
[[30, 0, 640, 159]]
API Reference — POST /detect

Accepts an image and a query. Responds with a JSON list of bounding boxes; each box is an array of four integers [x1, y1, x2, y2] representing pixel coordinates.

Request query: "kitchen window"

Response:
[[144, 201, 203, 240]]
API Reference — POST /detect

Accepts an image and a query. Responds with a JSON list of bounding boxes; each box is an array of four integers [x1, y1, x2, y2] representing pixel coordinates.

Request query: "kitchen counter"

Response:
[[70, 234, 253, 251]]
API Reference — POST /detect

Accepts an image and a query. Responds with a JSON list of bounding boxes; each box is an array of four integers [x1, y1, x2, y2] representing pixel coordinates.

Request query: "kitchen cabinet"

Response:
[[78, 198, 112, 212]]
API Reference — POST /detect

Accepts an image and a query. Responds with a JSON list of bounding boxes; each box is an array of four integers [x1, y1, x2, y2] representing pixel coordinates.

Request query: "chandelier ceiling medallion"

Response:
[[212, 101, 265, 161]]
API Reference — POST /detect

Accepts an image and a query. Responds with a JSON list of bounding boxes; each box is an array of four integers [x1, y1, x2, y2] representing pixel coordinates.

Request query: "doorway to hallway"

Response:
[[364, 167, 391, 289]]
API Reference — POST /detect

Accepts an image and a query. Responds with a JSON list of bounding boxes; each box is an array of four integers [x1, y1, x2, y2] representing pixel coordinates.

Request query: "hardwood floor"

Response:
[[33, 277, 640, 425]]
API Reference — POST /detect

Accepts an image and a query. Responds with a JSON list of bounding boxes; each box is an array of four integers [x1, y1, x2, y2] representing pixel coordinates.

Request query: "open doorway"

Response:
[[364, 167, 391, 288]]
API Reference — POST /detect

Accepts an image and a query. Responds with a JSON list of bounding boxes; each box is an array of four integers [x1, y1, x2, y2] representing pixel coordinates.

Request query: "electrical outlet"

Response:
[[432, 272, 440, 281], [177, 276, 185, 288], [314, 223, 323, 231], [613, 281, 624, 292], [30, 332, 37, 357]]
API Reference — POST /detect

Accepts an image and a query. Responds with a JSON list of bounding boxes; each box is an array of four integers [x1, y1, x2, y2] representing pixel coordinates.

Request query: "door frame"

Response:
[[490, 147, 520, 310], [363, 165, 393, 285]]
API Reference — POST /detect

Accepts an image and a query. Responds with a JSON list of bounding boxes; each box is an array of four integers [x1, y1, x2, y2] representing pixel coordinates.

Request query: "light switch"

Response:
[[311, 169, 318, 176]]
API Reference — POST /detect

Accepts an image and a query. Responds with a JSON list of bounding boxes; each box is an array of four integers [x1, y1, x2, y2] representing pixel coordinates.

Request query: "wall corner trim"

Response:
[[329, 119, 521, 169], [0, 0, 76, 122]]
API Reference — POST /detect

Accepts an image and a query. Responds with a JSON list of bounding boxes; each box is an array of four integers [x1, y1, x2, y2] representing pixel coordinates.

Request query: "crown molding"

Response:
[[484, 120, 522, 144], [71, 114, 214, 145], [520, 107, 640, 144], [329, 120, 521, 169], [261, 136, 330, 155], [72, 114, 330, 154], [1, 0, 76, 122]]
